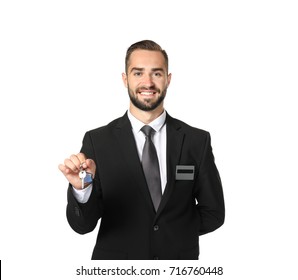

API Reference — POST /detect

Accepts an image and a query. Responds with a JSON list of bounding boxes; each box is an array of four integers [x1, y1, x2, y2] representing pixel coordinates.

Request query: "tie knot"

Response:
[[141, 125, 155, 138]]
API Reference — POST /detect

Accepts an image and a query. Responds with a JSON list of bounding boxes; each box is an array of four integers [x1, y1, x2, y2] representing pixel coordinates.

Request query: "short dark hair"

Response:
[[125, 40, 169, 73]]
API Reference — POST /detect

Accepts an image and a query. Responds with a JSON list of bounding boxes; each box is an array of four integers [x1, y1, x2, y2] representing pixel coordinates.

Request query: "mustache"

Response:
[[137, 86, 160, 93]]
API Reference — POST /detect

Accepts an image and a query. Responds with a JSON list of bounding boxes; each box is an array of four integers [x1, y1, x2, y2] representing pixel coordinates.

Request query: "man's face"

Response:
[[122, 50, 171, 112]]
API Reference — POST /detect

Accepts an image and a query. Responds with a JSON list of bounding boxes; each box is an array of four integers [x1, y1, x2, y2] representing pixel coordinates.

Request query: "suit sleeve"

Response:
[[195, 132, 225, 235], [66, 131, 103, 234]]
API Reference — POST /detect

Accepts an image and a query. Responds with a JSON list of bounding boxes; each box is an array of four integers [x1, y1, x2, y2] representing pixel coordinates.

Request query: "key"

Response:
[[79, 166, 86, 189]]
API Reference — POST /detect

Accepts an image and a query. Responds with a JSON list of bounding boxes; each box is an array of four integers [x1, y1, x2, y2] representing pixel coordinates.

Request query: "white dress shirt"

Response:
[[72, 110, 167, 203]]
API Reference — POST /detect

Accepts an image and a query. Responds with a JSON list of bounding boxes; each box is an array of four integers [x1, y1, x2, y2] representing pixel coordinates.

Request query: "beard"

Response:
[[128, 86, 167, 112]]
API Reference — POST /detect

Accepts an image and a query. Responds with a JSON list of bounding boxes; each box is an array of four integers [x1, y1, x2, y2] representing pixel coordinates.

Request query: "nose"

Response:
[[142, 73, 154, 87]]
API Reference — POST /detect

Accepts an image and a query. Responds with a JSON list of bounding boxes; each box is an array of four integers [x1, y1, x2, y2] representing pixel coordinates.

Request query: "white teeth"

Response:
[[140, 92, 154, 95]]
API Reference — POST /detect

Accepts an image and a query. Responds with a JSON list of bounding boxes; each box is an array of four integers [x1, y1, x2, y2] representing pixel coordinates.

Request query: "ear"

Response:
[[167, 73, 172, 87], [122, 73, 128, 88]]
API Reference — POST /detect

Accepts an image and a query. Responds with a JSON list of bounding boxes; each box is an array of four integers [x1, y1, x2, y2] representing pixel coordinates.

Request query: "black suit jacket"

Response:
[[66, 112, 225, 260]]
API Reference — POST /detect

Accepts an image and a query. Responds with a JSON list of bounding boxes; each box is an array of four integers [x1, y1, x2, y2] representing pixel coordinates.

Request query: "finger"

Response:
[[58, 164, 74, 176], [64, 157, 79, 173], [85, 158, 95, 168], [77, 152, 87, 165], [58, 163, 67, 175], [59, 163, 82, 188], [70, 154, 82, 170], [85, 159, 96, 175]]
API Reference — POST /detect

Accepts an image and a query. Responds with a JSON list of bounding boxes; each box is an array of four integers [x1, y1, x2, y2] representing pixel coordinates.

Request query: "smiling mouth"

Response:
[[139, 91, 156, 96], [137, 87, 159, 96]]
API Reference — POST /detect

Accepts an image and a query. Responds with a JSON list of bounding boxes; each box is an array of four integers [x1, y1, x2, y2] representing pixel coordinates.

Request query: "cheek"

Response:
[[129, 80, 143, 90], [157, 81, 168, 90]]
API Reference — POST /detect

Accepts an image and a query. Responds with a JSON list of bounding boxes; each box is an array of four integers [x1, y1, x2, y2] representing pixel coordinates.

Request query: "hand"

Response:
[[58, 153, 96, 190]]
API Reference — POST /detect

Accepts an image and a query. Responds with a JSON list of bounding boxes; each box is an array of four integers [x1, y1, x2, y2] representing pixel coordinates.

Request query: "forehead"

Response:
[[128, 50, 166, 70]]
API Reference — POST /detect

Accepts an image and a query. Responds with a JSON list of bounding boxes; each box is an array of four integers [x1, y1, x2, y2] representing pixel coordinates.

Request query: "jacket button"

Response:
[[153, 225, 159, 231]]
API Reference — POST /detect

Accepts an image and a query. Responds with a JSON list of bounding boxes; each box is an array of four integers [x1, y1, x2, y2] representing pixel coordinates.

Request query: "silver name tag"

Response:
[[175, 165, 195, 180]]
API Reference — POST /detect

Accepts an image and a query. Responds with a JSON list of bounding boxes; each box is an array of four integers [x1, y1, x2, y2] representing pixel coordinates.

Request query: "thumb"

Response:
[[84, 159, 96, 176]]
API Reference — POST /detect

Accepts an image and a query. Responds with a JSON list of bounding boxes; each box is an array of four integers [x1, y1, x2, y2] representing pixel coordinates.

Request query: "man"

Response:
[[59, 40, 225, 260]]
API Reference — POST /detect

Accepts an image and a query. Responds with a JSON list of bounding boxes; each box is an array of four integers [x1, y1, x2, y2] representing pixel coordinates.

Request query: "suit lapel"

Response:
[[155, 114, 185, 219], [113, 112, 186, 218], [113, 113, 155, 213]]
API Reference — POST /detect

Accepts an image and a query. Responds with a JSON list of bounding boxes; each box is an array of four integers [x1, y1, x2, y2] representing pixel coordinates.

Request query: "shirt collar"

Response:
[[127, 110, 167, 133]]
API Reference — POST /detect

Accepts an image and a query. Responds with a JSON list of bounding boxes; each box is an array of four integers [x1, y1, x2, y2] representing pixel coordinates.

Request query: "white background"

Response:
[[0, 0, 297, 279]]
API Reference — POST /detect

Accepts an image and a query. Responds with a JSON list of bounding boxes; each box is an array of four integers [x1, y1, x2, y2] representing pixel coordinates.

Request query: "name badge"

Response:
[[176, 165, 195, 180]]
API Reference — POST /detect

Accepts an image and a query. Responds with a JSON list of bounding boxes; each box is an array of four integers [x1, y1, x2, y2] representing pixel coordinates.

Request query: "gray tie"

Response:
[[141, 125, 162, 211]]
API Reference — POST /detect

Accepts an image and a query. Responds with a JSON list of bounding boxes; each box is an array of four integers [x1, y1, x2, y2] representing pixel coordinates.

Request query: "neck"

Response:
[[129, 103, 164, 124]]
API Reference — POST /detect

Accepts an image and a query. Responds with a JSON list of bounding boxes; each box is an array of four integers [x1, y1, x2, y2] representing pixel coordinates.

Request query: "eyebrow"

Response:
[[130, 67, 144, 73], [130, 67, 165, 73], [152, 68, 165, 72]]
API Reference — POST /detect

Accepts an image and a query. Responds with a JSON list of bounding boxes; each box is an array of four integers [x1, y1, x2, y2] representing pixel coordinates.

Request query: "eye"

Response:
[[133, 71, 142, 77], [154, 72, 163, 77]]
